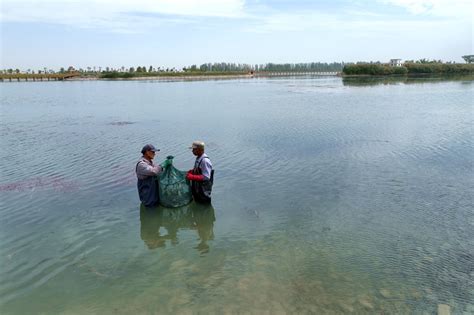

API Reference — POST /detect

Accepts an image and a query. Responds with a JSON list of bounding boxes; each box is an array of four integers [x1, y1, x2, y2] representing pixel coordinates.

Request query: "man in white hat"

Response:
[[186, 141, 214, 203]]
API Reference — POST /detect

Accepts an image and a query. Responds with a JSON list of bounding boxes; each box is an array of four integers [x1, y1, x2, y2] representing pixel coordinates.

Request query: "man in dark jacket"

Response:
[[186, 141, 214, 203], [136, 144, 170, 207]]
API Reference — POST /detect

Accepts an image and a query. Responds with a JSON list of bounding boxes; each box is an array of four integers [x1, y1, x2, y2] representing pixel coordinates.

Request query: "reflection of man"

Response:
[[139, 205, 166, 249], [190, 202, 216, 254], [139, 203, 216, 253]]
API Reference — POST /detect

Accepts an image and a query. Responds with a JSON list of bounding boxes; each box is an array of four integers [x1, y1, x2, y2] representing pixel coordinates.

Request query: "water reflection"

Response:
[[192, 203, 215, 254], [342, 74, 474, 86], [140, 203, 215, 254]]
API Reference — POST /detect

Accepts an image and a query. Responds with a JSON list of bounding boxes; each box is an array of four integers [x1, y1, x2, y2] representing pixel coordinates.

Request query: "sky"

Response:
[[0, 0, 472, 70]]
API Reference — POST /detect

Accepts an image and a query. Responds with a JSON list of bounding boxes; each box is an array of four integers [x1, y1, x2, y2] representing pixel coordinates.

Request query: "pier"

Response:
[[0, 72, 81, 82]]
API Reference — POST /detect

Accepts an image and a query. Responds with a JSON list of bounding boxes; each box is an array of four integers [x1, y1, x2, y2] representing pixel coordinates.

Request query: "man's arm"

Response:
[[137, 161, 163, 178]]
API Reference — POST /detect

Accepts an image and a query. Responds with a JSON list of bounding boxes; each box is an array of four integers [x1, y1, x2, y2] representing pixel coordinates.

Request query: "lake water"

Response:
[[1, 76, 473, 314]]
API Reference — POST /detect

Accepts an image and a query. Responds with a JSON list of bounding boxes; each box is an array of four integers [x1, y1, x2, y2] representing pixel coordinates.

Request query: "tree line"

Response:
[[100, 62, 344, 78], [3, 58, 473, 76], [184, 62, 343, 72], [2, 62, 343, 75]]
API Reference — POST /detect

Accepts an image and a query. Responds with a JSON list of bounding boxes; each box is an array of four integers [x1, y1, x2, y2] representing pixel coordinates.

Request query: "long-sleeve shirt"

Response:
[[136, 157, 163, 180]]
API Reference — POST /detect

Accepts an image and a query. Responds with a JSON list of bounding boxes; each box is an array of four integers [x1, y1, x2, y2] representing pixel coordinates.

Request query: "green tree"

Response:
[[462, 55, 474, 63]]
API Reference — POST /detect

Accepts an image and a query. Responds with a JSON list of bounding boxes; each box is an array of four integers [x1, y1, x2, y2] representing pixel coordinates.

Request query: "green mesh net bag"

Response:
[[159, 156, 192, 208]]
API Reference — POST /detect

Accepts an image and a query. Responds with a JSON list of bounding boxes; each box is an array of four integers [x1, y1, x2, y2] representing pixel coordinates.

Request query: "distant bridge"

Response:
[[253, 71, 340, 77], [0, 72, 81, 82]]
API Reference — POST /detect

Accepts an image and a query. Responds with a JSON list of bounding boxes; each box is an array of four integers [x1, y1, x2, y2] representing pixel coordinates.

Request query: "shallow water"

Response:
[[1, 76, 473, 314]]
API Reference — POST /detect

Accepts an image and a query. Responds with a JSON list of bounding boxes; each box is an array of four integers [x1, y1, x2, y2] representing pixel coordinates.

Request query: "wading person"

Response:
[[136, 144, 171, 207], [186, 141, 214, 203]]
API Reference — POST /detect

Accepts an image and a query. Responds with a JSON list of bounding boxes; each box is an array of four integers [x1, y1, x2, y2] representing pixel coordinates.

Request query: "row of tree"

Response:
[[0, 66, 180, 75], [3, 57, 473, 75], [183, 62, 344, 72]]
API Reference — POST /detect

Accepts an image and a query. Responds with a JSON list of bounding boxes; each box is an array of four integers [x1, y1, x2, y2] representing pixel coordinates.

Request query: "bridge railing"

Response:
[[0, 72, 81, 81], [253, 71, 340, 76]]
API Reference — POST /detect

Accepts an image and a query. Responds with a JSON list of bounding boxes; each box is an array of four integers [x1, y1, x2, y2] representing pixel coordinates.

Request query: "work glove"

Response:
[[160, 159, 172, 169], [186, 172, 204, 181]]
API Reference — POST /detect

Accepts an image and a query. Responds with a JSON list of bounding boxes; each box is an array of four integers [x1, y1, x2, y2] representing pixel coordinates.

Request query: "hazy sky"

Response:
[[1, 0, 472, 70]]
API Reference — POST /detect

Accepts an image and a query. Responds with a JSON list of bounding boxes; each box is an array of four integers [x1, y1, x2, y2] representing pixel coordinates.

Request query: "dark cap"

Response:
[[141, 144, 160, 154]]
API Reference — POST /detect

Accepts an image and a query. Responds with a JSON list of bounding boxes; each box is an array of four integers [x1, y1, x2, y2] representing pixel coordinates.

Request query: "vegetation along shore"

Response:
[[342, 56, 474, 76], [1, 57, 473, 81]]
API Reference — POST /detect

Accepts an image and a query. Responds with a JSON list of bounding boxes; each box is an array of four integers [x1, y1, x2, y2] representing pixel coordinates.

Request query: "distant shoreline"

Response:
[[2, 72, 473, 82], [82, 74, 255, 81], [0, 74, 255, 82], [1, 72, 343, 82]]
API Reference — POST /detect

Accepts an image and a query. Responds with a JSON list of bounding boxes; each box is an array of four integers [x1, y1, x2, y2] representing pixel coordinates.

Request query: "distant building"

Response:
[[389, 59, 402, 67]]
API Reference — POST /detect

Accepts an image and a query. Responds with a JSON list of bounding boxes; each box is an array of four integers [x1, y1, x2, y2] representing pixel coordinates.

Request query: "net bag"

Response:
[[159, 156, 192, 208]]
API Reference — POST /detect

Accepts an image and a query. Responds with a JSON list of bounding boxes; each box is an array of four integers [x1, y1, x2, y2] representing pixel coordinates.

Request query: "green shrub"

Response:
[[404, 63, 474, 74], [343, 62, 474, 76], [343, 63, 406, 75]]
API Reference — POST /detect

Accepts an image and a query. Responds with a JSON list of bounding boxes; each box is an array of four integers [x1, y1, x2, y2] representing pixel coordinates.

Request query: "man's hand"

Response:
[[160, 159, 172, 168]]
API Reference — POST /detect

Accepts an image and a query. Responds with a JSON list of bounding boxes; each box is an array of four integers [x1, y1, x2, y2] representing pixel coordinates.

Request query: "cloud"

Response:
[[1, 0, 471, 34], [241, 0, 472, 34], [378, 0, 472, 17], [0, 0, 246, 32], [380, 0, 435, 14], [244, 10, 460, 35], [243, 11, 342, 33]]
